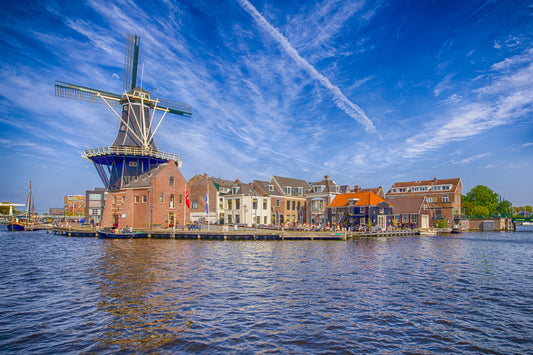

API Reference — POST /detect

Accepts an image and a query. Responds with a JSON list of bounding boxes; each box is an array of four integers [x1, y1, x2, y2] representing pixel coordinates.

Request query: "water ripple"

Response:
[[1, 229, 532, 353]]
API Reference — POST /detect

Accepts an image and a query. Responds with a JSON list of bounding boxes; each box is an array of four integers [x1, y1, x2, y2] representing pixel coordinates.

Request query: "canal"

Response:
[[0, 226, 531, 353]]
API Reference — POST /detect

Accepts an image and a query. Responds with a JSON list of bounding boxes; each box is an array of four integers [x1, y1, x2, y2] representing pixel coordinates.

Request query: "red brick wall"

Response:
[[101, 162, 189, 229]]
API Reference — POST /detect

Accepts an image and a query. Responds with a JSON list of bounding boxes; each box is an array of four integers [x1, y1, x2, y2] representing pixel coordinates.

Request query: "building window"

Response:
[[113, 196, 117, 204], [236, 199, 240, 210], [135, 195, 140, 203], [89, 194, 101, 201], [169, 194, 175, 208], [179, 194, 183, 204], [235, 215, 240, 224], [287, 200, 290, 210], [192, 201, 198, 209], [284, 187, 291, 195], [276, 199, 280, 207], [263, 199, 267, 210], [268, 185, 274, 191], [160, 193, 164, 203], [292, 201, 296, 210], [411, 214, 418, 223], [228, 215, 232, 224], [169, 176, 175, 186], [219, 198, 223, 208], [402, 215, 409, 223], [142, 195, 147, 203], [253, 199, 257, 210], [297, 201, 301, 211], [264, 216, 267, 224], [228, 199, 233, 210], [442, 195, 449, 202], [297, 187, 303, 196]]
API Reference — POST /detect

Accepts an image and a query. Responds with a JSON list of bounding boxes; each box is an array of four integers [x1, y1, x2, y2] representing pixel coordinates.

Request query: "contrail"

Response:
[[237, 0, 381, 138]]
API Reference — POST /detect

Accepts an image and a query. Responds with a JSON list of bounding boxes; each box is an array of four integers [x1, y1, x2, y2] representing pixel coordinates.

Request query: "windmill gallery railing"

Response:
[[83, 146, 182, 166]]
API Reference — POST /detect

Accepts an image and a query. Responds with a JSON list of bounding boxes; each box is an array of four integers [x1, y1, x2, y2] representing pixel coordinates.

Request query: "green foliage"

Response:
[[463, 185, 512, 217], [435, 219, 447, 228], [0, 203, 19, 215]]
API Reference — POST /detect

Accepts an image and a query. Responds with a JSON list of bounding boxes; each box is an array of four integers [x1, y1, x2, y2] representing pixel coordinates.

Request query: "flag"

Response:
[[206, 185, 209, 214], [185, 186, 190, 208]]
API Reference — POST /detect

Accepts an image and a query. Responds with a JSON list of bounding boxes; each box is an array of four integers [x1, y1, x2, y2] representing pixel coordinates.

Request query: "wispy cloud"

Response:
[[447, 153, 489, 165], [236, 0, 380, 137]]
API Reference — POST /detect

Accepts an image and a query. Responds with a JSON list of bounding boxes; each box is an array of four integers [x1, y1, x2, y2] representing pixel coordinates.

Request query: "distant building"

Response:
[[386, 177, 462, 227], [100, 161, 189, 229], [49, 207, 64, 216], [328, 192, 393, 229], [85, 187, 108, 225], [64, 195, 86, 216], [307, 175, 340, 225]]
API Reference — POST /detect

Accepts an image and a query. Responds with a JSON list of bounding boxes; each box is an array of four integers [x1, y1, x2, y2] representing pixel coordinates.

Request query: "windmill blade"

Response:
[[124, 34, 140, 91], [153, 96, 192, 117], [55, 81, 122, 110]]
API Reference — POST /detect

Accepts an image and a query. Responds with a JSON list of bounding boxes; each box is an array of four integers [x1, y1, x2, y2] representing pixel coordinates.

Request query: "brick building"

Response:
[[64, 195, 86, 216], [85, 187, 108, 225], [386, 177, 462, 227], [100, 161, 189, 229]]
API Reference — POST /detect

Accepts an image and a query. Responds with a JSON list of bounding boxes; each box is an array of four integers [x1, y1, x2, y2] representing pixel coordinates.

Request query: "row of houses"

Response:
[[86, 159, 462, 230]]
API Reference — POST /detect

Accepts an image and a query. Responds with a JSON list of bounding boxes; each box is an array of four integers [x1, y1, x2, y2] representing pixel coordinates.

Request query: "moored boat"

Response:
[[418, 229, 437, 236], [97, 228, 138, 238]]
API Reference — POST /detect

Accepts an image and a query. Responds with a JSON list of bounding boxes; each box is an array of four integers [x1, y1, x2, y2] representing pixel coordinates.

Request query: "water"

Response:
[[1, 226, 532, 354]]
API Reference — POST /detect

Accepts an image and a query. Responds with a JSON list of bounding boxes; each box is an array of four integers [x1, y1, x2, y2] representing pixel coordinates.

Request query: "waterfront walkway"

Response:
[[51, 226, 420, 240]]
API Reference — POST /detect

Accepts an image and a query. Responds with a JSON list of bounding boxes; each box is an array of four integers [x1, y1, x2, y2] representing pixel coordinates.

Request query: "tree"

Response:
[[463, 185, 511, 217], [0, 203, 19, 215]]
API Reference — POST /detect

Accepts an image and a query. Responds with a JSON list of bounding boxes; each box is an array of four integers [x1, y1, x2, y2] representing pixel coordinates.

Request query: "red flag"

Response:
[[185, 187, 190, 208]]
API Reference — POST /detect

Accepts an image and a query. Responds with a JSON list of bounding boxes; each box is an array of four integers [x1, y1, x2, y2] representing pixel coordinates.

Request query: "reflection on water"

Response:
[[0, 228, 532, 353]]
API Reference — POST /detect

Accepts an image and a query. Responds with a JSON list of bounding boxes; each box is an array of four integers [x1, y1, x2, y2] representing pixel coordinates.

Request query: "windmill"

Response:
[[55, 34, 192, 190]]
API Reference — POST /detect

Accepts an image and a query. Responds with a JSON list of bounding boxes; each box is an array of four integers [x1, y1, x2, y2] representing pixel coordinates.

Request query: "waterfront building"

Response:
[[328, 192, 393, 229], [85, 187, 108, 225], [187, 174, 220, 224], [307, 175, 340, 225], [210, 177, 234, 224], [100, 161, 189, 229], [63, 195, 86, 217], [386, 177, 462, 227], [222, 180, 271, 227], [270, 176, 309, 224], [252, 180, 284, 225], [390, 196, 431, 229]]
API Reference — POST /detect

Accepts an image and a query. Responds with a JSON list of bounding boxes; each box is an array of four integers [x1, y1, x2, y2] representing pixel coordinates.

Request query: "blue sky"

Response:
[[0, 0, 532, 212]]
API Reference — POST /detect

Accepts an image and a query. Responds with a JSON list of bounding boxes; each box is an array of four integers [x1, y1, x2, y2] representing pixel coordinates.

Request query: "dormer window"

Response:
[[232, 187, 239, 194], [284, 187, 291, 195], [268, 185, 274, 191]]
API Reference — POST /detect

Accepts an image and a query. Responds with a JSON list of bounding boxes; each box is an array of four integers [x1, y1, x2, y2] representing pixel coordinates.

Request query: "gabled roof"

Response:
[[210, 177, 234, 188], [309, 175, 339, 194], [389, 196, 427, 214], [121, 163, 167, 189], [253, 180, 283, 196], [271, 176, 310, 196], [328, 192, 387, 208]]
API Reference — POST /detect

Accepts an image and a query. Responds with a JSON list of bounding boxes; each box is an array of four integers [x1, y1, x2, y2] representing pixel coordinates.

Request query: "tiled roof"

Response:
[[389, 196, 426, 214], [253, 180, 283, 196], [328, 192, 387, 208], [389, 178, 461, 191]]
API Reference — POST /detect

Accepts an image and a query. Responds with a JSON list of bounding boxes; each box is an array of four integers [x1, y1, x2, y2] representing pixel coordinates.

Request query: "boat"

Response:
[[418, 229, 437, 236], [97, 227, 138, 238], [6, 182, 40, 232]]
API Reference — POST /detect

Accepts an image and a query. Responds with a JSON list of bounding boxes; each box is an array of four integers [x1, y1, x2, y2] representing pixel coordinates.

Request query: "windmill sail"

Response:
[[124, 34, 140, 91]]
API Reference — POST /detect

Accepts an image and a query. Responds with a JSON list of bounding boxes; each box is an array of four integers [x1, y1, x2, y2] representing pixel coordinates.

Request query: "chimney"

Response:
[[325, 175, 329, 180], [354, 185, 360, 192]]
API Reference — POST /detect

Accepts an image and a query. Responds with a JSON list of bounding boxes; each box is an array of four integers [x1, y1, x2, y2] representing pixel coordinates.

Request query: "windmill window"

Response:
[[169, 177, 175, 186]]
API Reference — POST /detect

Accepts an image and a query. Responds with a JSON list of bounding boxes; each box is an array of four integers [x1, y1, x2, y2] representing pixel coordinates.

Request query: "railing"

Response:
[[83, 146, 181, 164]]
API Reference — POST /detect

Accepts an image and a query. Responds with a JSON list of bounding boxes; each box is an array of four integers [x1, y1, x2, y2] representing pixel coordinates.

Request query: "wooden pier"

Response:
[[51, 226, 420, 240]]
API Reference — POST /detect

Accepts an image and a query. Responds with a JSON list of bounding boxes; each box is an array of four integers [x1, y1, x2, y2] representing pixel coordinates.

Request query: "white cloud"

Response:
[[236, 0, 381, 137]]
